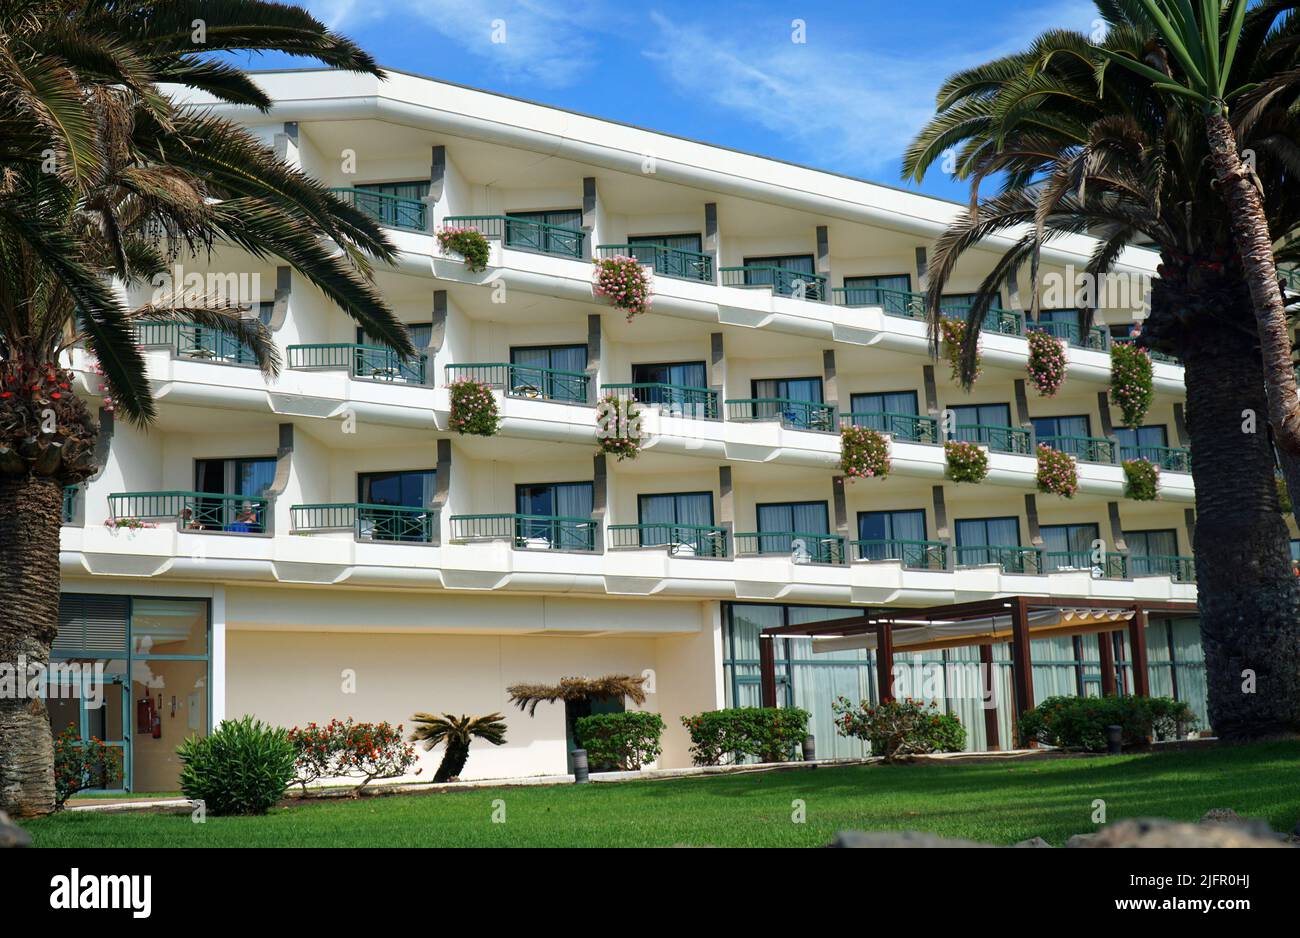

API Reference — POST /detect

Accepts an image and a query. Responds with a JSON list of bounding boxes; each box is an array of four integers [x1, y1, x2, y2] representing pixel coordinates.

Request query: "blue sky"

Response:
[[241, 1, 1101, 203]]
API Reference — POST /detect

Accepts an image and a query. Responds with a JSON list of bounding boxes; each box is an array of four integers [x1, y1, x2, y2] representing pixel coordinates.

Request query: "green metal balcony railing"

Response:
[[62, 486, 78, 525], [1120, 444, 1191, 473], [842, 411, 940, 444], [1028, 320, 1110, 350], [134, 321, 259, 366], [596, 244, 713, 282], [720, 266, 827, 301], [725, 398, 837, 432], [290, 503, 436, 543], [607, 523, 728, 557], [1112, 336, 1181, 366], [442, 215, 585, 259], [1043, 551, 1129, 578], [601, 383, 718, 419], [1129, 554, 1197, 582], [733, 531, 847, 565], [955, 544, 1044, 574], [951, 423, 1033, 455], [831, 287, 1026, 336], [286, 343, 427, 384], [1038, 435, 1117, 464], [448, 513, 597, 551], [107, 491, 269, 534], [328, 187, 427, 232], [446, 362, 589, 404], [853, 539, 948, 570]]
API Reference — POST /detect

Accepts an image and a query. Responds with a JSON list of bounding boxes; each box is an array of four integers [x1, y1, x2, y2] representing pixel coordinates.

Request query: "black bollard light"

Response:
[[572, 749, 590, 784], [1105, 724, 1123, 755], [802, 735, 816, 762]]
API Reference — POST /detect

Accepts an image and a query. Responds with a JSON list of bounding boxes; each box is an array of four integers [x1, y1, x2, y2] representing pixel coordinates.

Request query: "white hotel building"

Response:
[[54, 68, 1218, 792]]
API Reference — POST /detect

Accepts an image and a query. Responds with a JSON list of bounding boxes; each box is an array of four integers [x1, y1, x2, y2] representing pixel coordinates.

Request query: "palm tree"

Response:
[[410, 714, 509, 783], [1097, 0, 1300, 466], [0, 1, 416, 817], [903, 0, 1300, 739]]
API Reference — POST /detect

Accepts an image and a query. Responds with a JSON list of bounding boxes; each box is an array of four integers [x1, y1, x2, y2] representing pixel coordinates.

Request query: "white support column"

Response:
[[210, 585, 227, 726]]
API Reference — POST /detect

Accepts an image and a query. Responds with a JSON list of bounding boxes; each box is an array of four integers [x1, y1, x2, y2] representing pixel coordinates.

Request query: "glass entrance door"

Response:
[[47, 667, 130, 792]]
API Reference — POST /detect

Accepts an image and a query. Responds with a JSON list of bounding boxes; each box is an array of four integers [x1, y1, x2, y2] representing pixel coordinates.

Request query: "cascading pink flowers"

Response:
[[840, 425, 892, 481], [1110, 341, 1155, 428], [593, 255, 652, 320], [1027, 329, 1068, 397], [945, 440, 989, 483], [1036, 444, 1079, 497]]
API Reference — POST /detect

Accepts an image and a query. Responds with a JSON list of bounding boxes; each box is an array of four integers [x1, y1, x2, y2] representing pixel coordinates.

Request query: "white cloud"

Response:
[[642, 1, 1100, 176], [306, 0, 603, 89]]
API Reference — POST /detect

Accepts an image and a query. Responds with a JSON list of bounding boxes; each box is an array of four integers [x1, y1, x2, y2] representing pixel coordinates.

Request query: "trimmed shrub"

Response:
[[435, 225, 491, 272], [448, 377, 501, 436], [575, 711, 665, 771], [1036, 444, 1079, 498], [593, 255, 653, 320], [840, 425, 891, 481], [940, 316, 982, 387], [832, 697, 966, 760], [1110, 341, 1154, 428], [1123, 458, 1160, 501], [1017, 695, 1197, 751], [595, 392, 643, 461], [945, 439, 989, 483], [680, 707, 811, 765], [178, 716, 295, 815], [53, 726, 123, 808], [1027, 328, 1067, 396]]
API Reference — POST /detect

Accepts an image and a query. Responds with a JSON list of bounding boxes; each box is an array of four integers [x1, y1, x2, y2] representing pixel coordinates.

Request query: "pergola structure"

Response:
[[758, 596, 1199, 750]]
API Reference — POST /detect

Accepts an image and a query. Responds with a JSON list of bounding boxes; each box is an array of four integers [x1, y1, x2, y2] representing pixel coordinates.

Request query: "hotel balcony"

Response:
[[720, 265, 828, 302], [328, 187, 428, 233], [596, 244, 714, 283], [444, 214, 586, 260], [289, 503, 437, 543], [286, 343, 428, 384]]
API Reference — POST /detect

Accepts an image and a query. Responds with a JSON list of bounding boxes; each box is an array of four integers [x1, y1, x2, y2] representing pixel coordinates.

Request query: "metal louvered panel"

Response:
[[54, 594, 129, 656]]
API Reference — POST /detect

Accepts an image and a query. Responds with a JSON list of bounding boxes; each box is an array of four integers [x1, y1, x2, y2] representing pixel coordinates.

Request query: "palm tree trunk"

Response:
[[435, 740, 469, 782], [1182, 315, 1300, 739], [1204, 113, 1300, 459], [0, 476, 63, 817]]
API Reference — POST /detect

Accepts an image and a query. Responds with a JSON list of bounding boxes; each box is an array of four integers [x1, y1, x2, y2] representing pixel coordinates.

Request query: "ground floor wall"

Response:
[[222, 587, 724, 781]]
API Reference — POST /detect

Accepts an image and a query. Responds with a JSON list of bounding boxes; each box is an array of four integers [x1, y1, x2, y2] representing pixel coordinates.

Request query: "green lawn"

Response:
[[24, 741, 1300, 848]]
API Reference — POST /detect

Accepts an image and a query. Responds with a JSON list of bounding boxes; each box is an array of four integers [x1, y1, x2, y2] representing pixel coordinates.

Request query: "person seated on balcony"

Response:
[[228, 504, 260, 534], [181, 507, 205, 531]]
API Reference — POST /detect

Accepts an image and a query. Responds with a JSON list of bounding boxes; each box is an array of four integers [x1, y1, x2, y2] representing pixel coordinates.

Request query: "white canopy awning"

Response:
[[810, 608, 1135, 654]]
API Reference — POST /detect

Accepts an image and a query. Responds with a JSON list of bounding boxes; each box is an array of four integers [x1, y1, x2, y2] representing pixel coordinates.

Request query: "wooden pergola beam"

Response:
[[1130, 605, 1151, 697], [1010, 597, 1034, 721]]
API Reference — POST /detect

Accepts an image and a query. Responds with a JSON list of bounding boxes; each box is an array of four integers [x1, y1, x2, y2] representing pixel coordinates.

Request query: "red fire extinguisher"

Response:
[[137, 695, 155, 734], [151, 694, 162, 739]]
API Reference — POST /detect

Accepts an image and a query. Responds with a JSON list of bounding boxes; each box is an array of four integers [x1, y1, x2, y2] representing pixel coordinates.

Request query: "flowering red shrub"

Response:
[[832, 697, 966, 760], [1036, 444, 1079, 497], [54, 726, 122, 808], [288, 718, 418, 795], [840, 425, 891, 481], [1027, 329, 1068, 396], [593, 255, 652, 320]]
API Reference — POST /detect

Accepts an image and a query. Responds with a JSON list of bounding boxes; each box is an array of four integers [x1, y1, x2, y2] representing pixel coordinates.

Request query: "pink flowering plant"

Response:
[[840, 425, 892, 481], [945, 439, 989, 483], [595, 392, 644, 460], [1123, 458, 1160, 501], [1027, 329, 1068, 397], [1110, 341, 1155, 427], [1036, 444, 1079, 498], [940, 317, 982, 387], [435, 225, 491, 272], [448, 377, 500, 436], [593, 255, 652, 320]]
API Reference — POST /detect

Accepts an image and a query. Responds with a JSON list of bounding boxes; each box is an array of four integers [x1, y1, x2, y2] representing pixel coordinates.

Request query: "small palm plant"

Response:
[[409, 713, 508, 783]]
